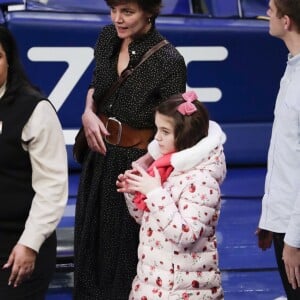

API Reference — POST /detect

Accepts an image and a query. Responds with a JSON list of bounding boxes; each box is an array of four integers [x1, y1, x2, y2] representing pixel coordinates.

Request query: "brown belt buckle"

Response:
[[105, 117, 122, 145]]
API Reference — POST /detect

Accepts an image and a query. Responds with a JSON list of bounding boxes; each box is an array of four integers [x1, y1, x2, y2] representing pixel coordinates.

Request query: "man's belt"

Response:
[[99, 113, 154, 150]]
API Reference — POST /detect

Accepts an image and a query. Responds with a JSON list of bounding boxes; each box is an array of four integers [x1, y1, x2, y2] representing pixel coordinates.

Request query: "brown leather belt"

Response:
[[99, 113, 154, 150]]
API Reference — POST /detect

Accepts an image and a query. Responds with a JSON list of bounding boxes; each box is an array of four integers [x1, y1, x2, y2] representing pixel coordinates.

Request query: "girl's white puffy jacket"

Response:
[[125, 121, 227, 300]]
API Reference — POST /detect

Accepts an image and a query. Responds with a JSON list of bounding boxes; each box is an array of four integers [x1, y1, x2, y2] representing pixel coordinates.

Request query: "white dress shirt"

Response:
[[259, 53, 300, 248]]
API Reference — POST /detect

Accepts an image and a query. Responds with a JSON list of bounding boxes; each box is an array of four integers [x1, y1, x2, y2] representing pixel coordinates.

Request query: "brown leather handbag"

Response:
[[73, 39, 169, 164], [73, 126, 88, 164]]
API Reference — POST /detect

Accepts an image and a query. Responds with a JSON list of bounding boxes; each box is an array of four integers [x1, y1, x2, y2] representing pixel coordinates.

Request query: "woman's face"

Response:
[[154, 112, 176, 155], [110, 2, 152, 42], [0, 44, 8, 87]]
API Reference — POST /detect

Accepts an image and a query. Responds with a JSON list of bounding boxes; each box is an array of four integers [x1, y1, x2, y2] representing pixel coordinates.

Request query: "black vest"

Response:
[[0, 92, 43, 232]]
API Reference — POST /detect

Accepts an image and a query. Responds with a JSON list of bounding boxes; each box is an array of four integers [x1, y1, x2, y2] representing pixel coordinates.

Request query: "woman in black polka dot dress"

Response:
[[74, 1, 186, 299]]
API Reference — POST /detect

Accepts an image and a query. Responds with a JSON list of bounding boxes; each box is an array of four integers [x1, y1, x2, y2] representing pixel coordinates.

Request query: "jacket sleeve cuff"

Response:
[[284, 222, 300, 248]]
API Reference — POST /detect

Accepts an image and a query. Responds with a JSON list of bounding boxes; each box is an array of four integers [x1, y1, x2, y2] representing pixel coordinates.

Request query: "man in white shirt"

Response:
[[257, 1, 300, 299]]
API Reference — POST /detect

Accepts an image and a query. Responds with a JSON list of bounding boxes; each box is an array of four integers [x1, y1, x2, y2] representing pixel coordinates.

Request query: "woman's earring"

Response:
[[148, 17, 151, 24]]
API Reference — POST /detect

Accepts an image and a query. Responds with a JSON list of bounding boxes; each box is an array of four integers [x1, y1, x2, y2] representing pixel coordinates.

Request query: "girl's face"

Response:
[[0, 44, 8, 87], [110, 2, 152, 42], [154, 112, 176, 155]]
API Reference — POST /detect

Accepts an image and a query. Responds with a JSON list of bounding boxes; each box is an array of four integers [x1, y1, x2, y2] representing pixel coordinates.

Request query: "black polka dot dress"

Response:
[[74, 24, 186, 300]]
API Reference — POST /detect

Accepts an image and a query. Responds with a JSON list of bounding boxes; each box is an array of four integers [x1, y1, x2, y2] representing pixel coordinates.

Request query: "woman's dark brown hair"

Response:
[[156, 93, 209, 152]]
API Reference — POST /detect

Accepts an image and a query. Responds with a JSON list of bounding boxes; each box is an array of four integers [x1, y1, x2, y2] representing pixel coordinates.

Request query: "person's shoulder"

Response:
[[33, 99, 56, 117], [162, 42, 184, 59], [12, 87, 49, 119], [154, 34, 184, 61], [154, 42, 185, 68], [284, 74, 300, 111], [98, 24, 116, 39], [17, 86, 44, 104], [95, 24, 117, 49], [102, 24, 115, 34]]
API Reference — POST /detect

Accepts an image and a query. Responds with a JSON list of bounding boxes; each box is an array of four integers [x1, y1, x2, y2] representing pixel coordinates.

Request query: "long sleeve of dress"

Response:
[[18, 100, 68, 252]]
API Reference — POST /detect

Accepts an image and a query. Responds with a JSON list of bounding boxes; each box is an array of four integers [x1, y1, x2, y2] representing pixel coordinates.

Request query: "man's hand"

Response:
[[256, 228, 273, 250], [2, 244, 37, 287], [282, 243, 300, 289]]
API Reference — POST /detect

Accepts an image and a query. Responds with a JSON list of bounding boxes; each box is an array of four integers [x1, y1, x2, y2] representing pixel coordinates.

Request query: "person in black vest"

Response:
[[0, 26, 68, 299]]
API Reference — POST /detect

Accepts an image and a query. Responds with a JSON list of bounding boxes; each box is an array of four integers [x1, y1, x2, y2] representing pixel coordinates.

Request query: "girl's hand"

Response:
[[126, 163, 161, 195], [82, 110, 109, 155], [116, 173, 133, 194], [116, 169, 140, 194]]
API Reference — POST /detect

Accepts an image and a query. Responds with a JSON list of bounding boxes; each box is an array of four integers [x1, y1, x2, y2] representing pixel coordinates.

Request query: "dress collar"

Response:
[[107, 24, 164, 68], [287, 52, 300, 68]]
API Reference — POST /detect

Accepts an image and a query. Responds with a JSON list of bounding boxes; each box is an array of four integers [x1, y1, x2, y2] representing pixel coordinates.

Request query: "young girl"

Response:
[[117, 91, 226, 300]]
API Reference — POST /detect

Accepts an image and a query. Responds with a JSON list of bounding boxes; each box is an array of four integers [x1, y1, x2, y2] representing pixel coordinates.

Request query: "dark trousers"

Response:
[[273, 233, 300, 300]]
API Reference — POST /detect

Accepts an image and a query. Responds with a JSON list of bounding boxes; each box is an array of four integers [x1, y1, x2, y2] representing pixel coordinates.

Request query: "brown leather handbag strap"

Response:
[[135, 39, 169, 69], [97, 39, 169, 110]]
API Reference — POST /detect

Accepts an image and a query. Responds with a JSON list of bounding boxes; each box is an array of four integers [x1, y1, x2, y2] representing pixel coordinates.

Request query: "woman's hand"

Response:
[[82, 109, 109, 155], [2, 244, 37, 287], [125, 163, 161, 195]]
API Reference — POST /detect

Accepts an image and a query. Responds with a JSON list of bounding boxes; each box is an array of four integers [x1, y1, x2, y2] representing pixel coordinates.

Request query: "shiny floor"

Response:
[[46, 167, 287, 299]]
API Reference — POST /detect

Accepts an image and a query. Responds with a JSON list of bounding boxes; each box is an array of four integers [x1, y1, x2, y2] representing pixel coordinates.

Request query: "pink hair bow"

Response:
[[177, 91, 198, 116]]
